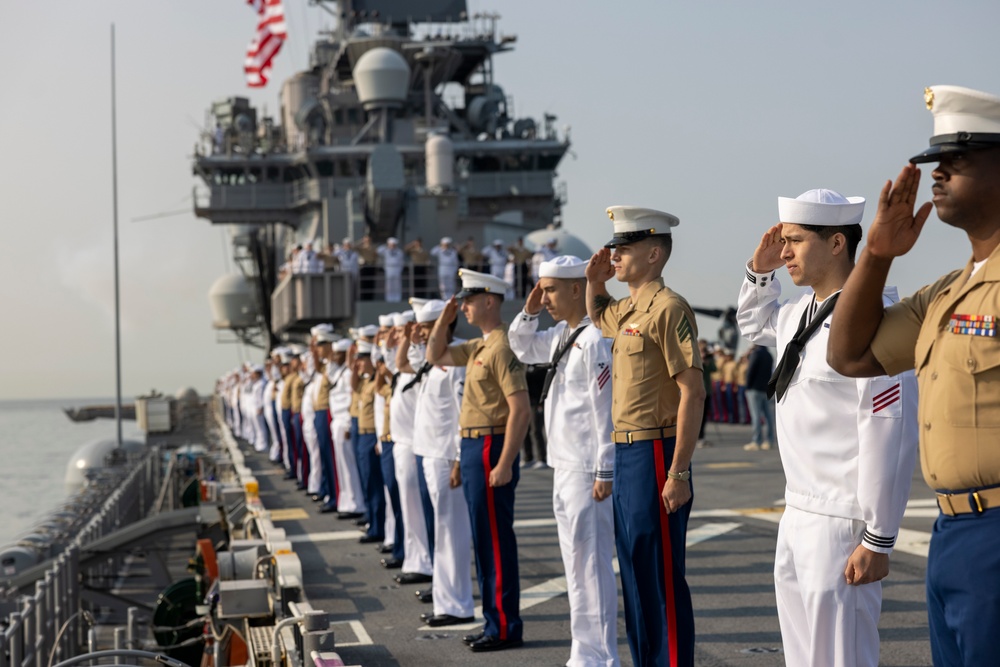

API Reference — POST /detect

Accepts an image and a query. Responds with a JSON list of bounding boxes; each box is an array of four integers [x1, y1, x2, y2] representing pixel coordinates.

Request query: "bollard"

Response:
[[87, 628, 98, 655], [126, 608, 139, 650], [113, 628, 126, 666]]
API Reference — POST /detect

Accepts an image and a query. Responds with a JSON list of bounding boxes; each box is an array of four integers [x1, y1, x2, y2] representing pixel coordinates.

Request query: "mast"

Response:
[[111, 24, 123, 448]]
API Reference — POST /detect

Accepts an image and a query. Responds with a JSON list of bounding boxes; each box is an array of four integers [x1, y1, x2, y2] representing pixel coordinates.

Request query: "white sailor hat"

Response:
[[333, 339, 353, 353], [357, 324, 379, 339], [778, 189, 865, 226], [441, 236, 453, 245], [604, 206, 679, 248], [492, 239, 504, 246], [356, 340, 374, 355], [288, 344, 307, 356], [315, 330, 337, 344], [409, 297, 430, 308], [251, 364, 264, 374], [387, 237, 399, 245], [911, 85, 1000, 164], [310, 323, 334, 337], [416, 299, 447, 323], [456, 268, 510, 300], [276, 350, 294, 363], [378, 314, 396, 327], [342, 237, 353, 245], [539, 255, 587, 279], [393, 311, 415, 327]]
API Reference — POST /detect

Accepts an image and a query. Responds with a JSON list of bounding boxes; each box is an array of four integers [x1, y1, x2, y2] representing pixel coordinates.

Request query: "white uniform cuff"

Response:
[[745, 258, 777, 288], [862, 528, 896, 554], [596, 469, 613, 481], [519, 308, 540, 321]]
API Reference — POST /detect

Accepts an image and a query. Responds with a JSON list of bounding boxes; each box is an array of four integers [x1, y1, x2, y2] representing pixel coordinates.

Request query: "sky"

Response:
[[2, 0, 999, 400]]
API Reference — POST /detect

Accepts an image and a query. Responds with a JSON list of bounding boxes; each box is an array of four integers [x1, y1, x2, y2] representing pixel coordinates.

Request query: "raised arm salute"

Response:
[[828, 85, 1000, 666]]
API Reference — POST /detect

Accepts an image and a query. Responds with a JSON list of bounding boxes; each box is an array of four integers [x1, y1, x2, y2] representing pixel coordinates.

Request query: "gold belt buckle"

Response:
[[626, 431, 634, 445], [972, 491, 985, 514]]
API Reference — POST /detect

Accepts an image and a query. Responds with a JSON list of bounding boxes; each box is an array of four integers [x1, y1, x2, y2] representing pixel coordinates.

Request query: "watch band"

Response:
[[666, 470, 691, 481]]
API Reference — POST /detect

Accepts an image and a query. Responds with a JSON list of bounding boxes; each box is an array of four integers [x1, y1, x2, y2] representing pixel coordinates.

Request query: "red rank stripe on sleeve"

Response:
[[873, 383, 901, 413], [597, 366, 611, 391]]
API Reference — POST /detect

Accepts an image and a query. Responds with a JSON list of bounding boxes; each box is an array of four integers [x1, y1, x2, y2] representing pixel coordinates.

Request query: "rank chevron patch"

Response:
[[676, 315, 693, 344]]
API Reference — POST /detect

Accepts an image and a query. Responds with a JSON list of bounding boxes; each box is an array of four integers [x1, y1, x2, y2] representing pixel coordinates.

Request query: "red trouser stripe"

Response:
[[482, 435, 507, 640], [653, 439, 679, 667]]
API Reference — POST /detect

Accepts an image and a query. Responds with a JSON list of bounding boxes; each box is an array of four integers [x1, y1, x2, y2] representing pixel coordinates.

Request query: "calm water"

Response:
[[0, 398, 143, 547]]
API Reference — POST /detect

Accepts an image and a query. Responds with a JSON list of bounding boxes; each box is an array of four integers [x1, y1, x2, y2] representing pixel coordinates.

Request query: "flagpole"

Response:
[[111, 23, 123, 449]]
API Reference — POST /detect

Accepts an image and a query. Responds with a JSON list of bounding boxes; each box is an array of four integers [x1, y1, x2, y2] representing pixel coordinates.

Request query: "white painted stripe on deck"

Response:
[[512, 518, 558, 528], [417, 521, 741, 631], [895, 527, 931, 558], [288, 517, 558, 545], [329, 620, 374, 647]]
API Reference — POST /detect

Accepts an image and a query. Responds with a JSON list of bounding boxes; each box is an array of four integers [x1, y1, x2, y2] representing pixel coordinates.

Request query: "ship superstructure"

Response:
[[193, 0, 570, 345]]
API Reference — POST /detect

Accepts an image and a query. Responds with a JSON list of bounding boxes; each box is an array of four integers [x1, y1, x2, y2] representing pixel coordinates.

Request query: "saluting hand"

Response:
[[752, 224, 785, 273], [867, 164, 934, 260], [524, 282, 544, 316], [586, 248, 615, 283], [404, 321, 417, 345], [441, 296, 460, 325]]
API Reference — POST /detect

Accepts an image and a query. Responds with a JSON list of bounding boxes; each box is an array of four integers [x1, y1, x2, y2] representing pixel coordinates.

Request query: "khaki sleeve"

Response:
[[316, 377, 331, 410], [659, 297, 703, 378], [491, 346, 529, 397], [871, 271, 959, 376], [378, 383, 392, 399], [449, 339, 480, 367], [599, 298, 623, 339]]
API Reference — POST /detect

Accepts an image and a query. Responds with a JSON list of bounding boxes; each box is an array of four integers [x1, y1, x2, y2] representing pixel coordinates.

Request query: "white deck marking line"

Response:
[[289, 518, 558, 544], [417, 521, 741, 631], [907, 498, 939, 508], [512, 518, 558, 528], [329, 620, 374, 647]]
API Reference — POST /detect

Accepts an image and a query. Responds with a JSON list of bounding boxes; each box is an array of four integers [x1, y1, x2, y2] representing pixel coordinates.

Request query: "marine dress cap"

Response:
[[456, 268, 511, 299], [356, 340, 374, 355], [604, 206, 679, 248], [393, 310, 415, 327], [911, 85, 1000, 163], [778, 189, 865, 226], [357, 324, 379, 339], [333, 339, 353, 353], [378, 314, 396, 327], [539, 255, 587, 279], [416, 299, 447, 323]]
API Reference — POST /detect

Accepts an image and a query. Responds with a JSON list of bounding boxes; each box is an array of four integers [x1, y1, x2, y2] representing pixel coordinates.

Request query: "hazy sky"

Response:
[[3, 1, 999, 400]]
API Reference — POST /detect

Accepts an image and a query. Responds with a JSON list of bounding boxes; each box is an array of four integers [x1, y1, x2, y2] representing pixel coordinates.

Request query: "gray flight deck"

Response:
[[243, 423, 936, 666]]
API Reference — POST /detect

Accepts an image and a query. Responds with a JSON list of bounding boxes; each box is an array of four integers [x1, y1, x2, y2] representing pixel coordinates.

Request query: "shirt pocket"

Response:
[[615, 336, 645, 381], [940, 333, 1000, 427]]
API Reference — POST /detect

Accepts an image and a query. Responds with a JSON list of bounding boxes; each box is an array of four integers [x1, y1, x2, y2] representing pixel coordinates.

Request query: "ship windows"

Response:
[[316, 160, 335, 177]]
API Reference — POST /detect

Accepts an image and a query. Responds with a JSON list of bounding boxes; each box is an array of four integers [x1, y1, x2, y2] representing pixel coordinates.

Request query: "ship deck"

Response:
[[242, 422, 936, 667]]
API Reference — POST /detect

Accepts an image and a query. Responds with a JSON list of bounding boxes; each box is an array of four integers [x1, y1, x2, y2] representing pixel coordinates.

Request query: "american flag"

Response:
[[244, 0, 287, 88]]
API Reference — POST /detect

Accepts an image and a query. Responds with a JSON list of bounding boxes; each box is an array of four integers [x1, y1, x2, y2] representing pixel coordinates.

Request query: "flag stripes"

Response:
[[245, 0, 287, 88]]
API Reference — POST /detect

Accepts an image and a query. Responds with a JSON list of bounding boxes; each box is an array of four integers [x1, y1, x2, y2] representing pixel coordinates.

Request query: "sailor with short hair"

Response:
[[399, 299, 473, 625], [378, 237, 406, 302], [279, 350, 301, 481], [374, 316, 405, 567], [482, 240, 508, 279], [312, 330, 339, 513], [354, 338, 387, 544], [509, 255, 618, 667], [430, 237, 460, 298], [249, 365, 269, 453], [327, 339, 366, 519]]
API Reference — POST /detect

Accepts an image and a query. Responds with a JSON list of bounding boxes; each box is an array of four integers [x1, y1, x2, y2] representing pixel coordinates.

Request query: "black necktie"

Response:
[[401, 363, 432, 393], [767, 293, 840, 401], [539, 325, 587, 403]]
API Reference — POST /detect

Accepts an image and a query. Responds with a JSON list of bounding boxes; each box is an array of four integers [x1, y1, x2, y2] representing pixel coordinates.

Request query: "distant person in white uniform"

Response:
[[430, 237, 460, 298], [509, 255, 618, 667], [249, 365, 269, 453], [378, 237, 406, 302], [482, 240, 507, 279], [736, 189, 919, 667], [327, 339, 366, 519]]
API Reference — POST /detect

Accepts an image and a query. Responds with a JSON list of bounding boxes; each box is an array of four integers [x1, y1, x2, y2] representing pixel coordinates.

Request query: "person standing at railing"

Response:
[[378, 237, 406, 302], [508, 237, 534, 297], [431, 237, 460, 298], [482, 240, 507, 279], [405, 238, 432, 298]]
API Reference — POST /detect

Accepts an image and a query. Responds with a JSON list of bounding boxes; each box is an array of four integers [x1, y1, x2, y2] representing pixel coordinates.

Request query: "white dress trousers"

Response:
[[774, 505, 881, 667], [394, 440, 433, 576], [332, 414, 365, 513], [423, 456, 474, 619], [300, 376, 322, 494]]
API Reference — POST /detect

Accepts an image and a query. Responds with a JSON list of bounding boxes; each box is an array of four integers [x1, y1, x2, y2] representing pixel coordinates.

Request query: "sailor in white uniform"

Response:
[[377, 237, 406, 302], [386, 310, 434, 583], [509, 255, 619, 667], [398, 299, 473, 626], [328, 339, 366, 518], [482, 240, 507, 279], [430, 237, 460, 298], [263, 358, 280, 461], [249, 365, 269, 452], [736, 189, 919, 667], [300, 350, 322, 497]]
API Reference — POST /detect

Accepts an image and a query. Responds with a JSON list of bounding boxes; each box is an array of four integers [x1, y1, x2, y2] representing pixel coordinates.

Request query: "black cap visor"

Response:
[[456, 287, 496, 300], [910, 132, 1000, 164], [604, 230, 669, 249]]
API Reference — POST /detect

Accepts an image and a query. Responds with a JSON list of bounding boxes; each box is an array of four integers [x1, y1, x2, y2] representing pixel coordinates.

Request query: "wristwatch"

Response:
[[666, 469, 691, 481]]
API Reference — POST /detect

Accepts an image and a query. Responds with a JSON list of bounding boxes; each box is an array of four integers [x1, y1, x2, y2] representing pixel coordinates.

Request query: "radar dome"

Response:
[[353, 48, 410, 110], [64, 438, 145, 490], [525, 229, 593, 260], [208, 274, 257, 329]]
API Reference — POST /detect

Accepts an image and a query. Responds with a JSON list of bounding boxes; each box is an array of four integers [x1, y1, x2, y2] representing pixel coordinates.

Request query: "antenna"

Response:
[[110, 24, 123, 449]]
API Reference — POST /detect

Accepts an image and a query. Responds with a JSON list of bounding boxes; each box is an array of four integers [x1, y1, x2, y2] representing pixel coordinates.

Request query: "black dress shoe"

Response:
[[296, 483, 307, 490], [462, 631, 484, 646], [354, 518, 369, 527], [425, 614, 474, 627], [310, 494, 322, 502], [337, 512, 364, 520], [358, 535, 383, 544], [469, 636, 523, 652], [377, 544, 394, 554], [283, 472, 296, 480], [380, 557, 403, 569], [416, 589, 433, 604], [395, 572, 432, 585], [319, 503, 337, 513]]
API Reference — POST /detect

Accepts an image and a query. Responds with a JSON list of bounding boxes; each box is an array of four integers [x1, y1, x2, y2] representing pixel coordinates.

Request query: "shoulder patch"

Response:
[[676, 315, 693, 344], [507, 356, 524, 373]]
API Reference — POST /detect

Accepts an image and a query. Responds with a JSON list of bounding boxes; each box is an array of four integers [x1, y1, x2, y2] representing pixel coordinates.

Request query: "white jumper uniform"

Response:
[[300, 370, 322, 493], [430, 245, 460, 298], [508, 311, 618, 667], [328, 362, 366, 513], [250, 377, 269, 452], [737, 263, 918, 667], [390, 363, 433, 577], [377, 245, 406, 302], [264, 374, 280, 461], [481, 245, 507, 279], [409, 343, 473, 621]]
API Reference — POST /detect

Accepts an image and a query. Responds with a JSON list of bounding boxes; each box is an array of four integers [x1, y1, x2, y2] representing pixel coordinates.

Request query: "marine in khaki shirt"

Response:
[[827, 85, 1000, 666]]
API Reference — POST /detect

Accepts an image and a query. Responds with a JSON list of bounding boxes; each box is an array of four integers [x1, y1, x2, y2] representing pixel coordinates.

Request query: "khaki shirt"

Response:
[[720, 359, 737, 384], [872, 251, 1000, 492], [279, 372, 296, 410], [509, 246, 533, 264], [358, 246, 378, 266], [407, 247, 431, 266], [315, 374, 331, 411], [449, 327, 528, 429], [289, 374, 305, 413], [599, 278, 703, 431], [379, 384, 393, 436], [349, 386, 360, 418], [357, 377, 377, 430]]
